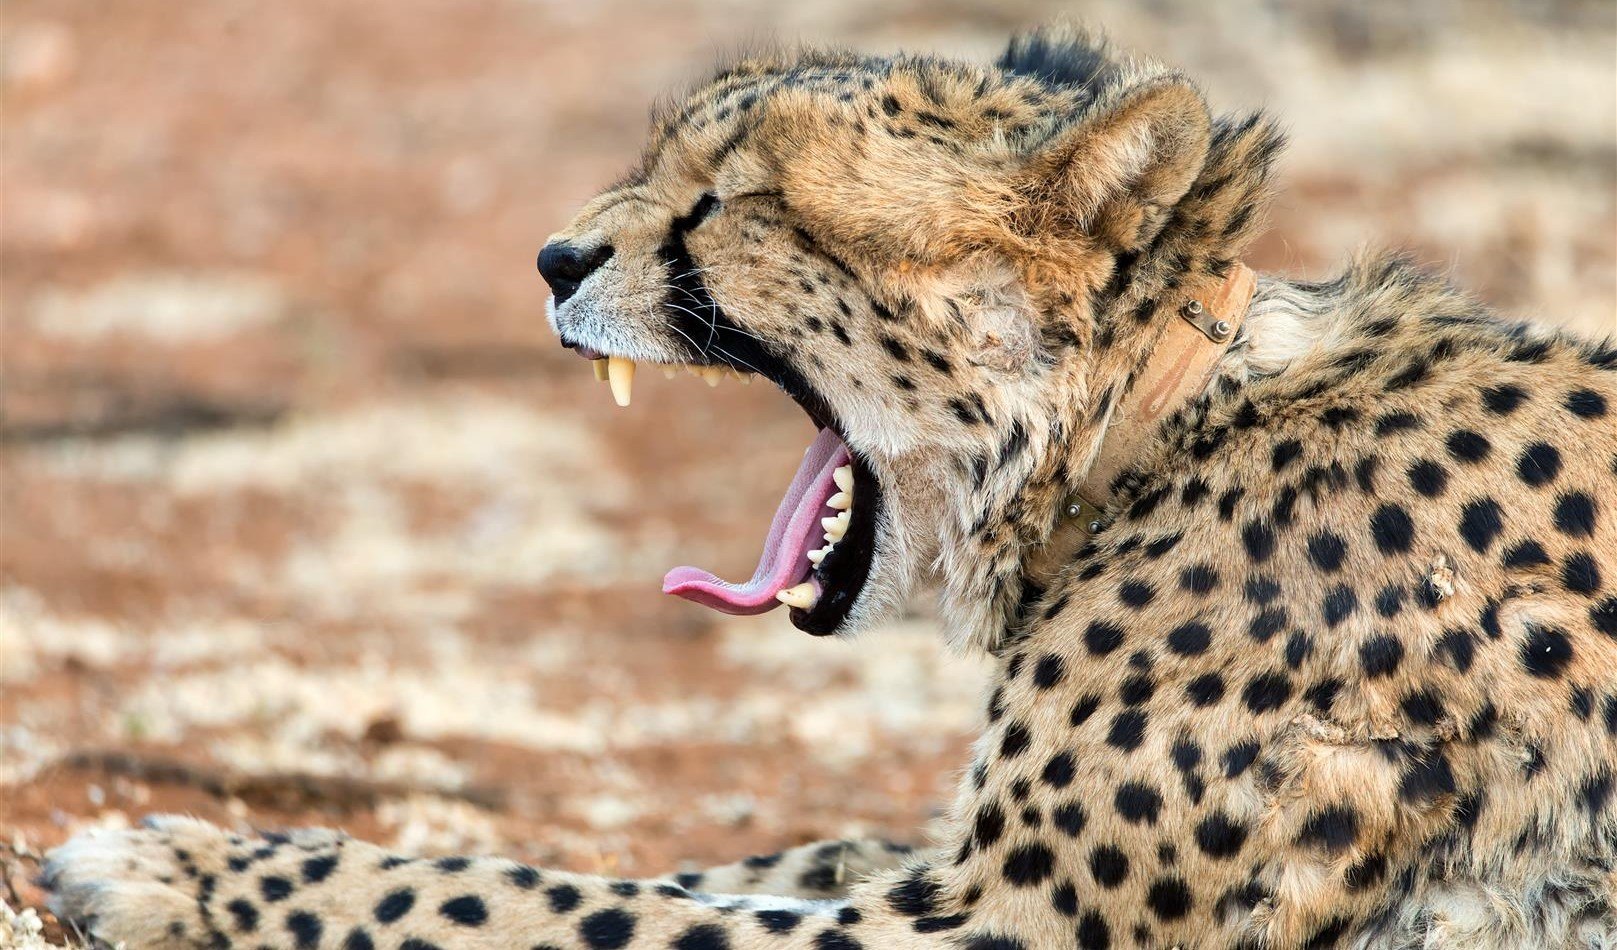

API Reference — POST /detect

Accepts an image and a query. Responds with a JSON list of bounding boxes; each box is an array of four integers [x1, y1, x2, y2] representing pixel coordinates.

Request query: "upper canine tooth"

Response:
[[592, 358, 610, 382], [827, 491, 851, 511], [822, 511, 850, 541], [776, 582, 817, 609], [832, 465, 853, 493], [607, 357, 636, 407], [700, 367, 725, 387]]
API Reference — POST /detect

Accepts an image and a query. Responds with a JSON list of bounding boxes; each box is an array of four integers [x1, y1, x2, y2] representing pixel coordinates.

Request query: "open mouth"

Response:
[[559, 347, 880, 636]]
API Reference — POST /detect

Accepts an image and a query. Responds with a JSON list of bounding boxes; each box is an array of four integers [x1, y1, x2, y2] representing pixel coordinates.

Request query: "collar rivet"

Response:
[[1183, 300, 1204, 316]]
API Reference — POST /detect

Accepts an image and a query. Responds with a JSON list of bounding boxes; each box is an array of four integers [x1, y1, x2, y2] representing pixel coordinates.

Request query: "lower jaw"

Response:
[[789, 451, 880, 635], [659, 424, 881, 636]]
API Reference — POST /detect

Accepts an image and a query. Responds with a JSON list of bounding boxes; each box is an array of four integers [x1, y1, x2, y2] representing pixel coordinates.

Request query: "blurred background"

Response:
[[2, 0, 1613, 938]]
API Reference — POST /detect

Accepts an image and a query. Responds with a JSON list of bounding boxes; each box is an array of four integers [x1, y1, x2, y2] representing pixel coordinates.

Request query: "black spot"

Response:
[[1106, 710, 1147, 750], [579, 908, 637, 949], [1369, 504, 1415, 554], [1000, 722, 1031, 758], [1042, 751, 1077, 789], [1521, 625, 1574, 678], [1085, 621, 1126, 655], [1118, 580, 1155, 609], [1069, 694, 1102, 727], [1566, 388, 1608, 418], [1032, 654, 1066, 689], [375, 888, 416, 923], [1582, 771, 1614, 815], [1459, 498, 1504, 553], [887, 873, 939, 916], [674, 924, 730, 950], [1179, 564, 1219, 594], [1050, 881, 1078, 916], [1435, 628, 1476, 673], [755, 910, 801, 933], [1401, 688, 1446, 725], [1088, 845, 1129, 888], [1322, 585, 1358, 627], [1375, 584, 1404, 617], [343, 927, 375, 950], [434, 856, 470, 873], [1002, 844, 1055, 886], [226, 898, 259, 933], [261, 876, 293, 903], [1482, 383, 1527, 414], [1298, 805, 1359, 853], [1375, 412, 1422, 437], [961, 936, 1023, 950], [1406, 459, 1449, 497], [547, 884, 582, 914], [1563, 552, 1603, 595], [1194, 813, 1249, 859], [1503, 540, 1551, 569], [1248, 607, 1287, 643], [301, 854, 338, 885], [1399, 752, 1456, 803], [1241, 520, 1276, 563], [1145, 878, 1193, 921], [440, 895, 488, 926], [1053, 802, 1087, 836], [1243, 672, 1293, 714], [1345, 853, 1388, 890], [973, 804, 1006, 848], [1245, 576, 1282, 605], [1272, 440, 1303, 471], [1554, 491, 1598, 537], [1355, 455, 1380, 493], [1593, 597, 1617, 638], [1307, 532, 1349, 571], [1222, 741, 1260, 778], [1186, 674, 1225, 707], [1166, 621, 1210, 656], [1446, 429, 1492, 464], [287, 912, 322, 950], [1516, 443, 1562, 487], [1076, 912, 1111, 950], [1285, 631, 1314, 669], [1114, 782, 1162, 824]]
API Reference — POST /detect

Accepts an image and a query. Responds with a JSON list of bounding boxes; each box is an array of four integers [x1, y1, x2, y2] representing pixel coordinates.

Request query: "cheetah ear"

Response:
[[1015, 77, 1212, 246]]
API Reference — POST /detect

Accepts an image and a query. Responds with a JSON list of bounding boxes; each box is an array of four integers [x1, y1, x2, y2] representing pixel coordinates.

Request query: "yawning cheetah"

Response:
[[45, 24, 1617, 950]]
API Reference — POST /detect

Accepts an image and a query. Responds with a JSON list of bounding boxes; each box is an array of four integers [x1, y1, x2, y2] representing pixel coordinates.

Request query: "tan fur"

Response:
[[45, 24, 1617, 950]]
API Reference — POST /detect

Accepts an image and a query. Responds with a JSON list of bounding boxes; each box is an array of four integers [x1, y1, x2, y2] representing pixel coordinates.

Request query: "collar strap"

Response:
[[1065, 261, 1256, 532]]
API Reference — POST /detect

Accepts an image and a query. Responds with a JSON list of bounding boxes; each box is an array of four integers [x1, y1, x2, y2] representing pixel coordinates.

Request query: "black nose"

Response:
[[537, 241, 614, 305]]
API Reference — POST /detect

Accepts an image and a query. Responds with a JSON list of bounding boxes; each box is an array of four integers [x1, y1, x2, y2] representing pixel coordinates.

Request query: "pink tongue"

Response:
[[663, 427, 849, 614]]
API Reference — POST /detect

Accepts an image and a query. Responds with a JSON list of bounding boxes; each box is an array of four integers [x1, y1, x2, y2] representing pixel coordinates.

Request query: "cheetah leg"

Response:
[[45, 816, 948, 949], [665, 837, 927, 899]]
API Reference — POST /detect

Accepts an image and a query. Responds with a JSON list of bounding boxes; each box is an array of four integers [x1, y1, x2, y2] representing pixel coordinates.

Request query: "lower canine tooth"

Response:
[[607, 357, 636, 407], [822, 511, 850, 540], [833, 465, 853, 493], [776, 582, 817, 609], [592, 359, 609, 382], [807, 547, 827, 565]]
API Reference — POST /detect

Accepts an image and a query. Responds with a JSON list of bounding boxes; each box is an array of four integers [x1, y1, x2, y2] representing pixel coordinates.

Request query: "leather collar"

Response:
[[1047, 262, 1257, 559]]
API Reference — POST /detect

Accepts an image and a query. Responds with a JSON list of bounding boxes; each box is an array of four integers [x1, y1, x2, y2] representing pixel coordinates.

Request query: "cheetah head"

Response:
[[542, 25, 1279, 648]]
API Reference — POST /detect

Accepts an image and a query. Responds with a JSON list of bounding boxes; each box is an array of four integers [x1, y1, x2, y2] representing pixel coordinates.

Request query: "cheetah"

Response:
[[44, 24, 1617, 950]]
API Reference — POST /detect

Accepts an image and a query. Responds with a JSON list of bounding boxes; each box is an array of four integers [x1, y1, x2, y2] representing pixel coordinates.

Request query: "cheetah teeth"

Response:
[[777, 462, 856, 610], [590, 357, 752, 406]]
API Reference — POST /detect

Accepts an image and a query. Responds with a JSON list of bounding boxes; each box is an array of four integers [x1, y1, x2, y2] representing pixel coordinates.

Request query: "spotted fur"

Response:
[[45, 24, 1617, 950]]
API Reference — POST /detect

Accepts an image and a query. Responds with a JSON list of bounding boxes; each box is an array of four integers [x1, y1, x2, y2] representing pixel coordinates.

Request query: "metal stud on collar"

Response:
[[1181, 298, 1233, 343]]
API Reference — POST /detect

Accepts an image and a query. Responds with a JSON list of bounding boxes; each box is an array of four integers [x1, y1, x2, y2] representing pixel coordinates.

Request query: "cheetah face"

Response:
[[540, 36, 1224, 640], [539, 138, 935, 637]]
